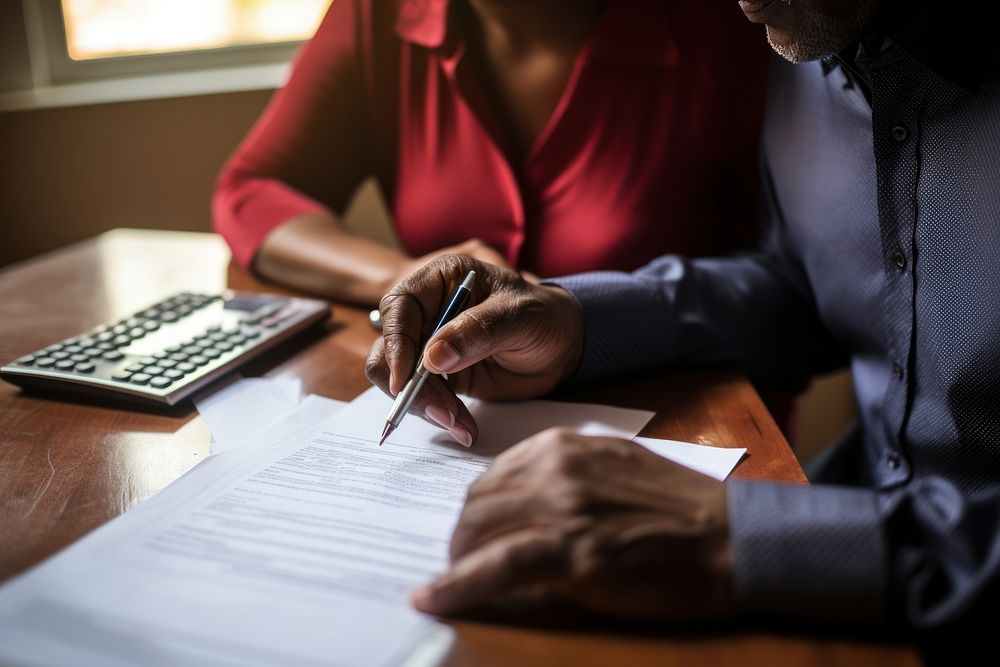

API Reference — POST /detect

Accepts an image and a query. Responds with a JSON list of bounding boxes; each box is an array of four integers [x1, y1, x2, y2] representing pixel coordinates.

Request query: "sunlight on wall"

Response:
[[62, 0, 331, 60]]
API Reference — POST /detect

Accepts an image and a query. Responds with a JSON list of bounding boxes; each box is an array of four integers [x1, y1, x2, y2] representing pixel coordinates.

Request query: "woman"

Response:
[[214, 0, 768, 305]]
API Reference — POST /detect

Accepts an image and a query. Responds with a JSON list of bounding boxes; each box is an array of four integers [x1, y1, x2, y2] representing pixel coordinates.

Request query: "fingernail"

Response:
[[411, 585, 434, 612], [425, 404, 455, 429], [389, 371, 397, 395], [449, 427, 473, 448], [427, 341, 460, 373]]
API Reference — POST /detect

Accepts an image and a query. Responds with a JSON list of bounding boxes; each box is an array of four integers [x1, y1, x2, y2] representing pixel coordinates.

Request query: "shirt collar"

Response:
[[821, 0, 999, 92], [394, 0, 679, 68]]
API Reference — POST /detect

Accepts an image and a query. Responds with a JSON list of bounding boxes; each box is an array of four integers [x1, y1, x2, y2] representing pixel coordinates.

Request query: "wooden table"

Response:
[[0, 229, 919, 666]]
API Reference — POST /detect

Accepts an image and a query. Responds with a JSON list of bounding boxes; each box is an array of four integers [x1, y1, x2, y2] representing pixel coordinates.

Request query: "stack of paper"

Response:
[[0, 380, 746, 666]]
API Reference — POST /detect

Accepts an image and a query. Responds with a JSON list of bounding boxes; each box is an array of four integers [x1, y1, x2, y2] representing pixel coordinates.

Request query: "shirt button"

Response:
[[892, 251, 907, 271], [893, 362, 904, 380], [892, 125, 909, 142], [887, 452, 902, 469]]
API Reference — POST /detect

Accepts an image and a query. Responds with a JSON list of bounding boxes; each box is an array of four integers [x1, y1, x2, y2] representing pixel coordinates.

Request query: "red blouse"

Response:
[[214, 0, 768, 277]]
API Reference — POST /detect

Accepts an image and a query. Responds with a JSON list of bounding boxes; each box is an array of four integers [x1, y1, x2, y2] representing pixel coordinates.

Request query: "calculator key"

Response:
[[111, 370, 132, 381], [74, 362, 95, 373], [242, 327, 262, 339], [102, 350, 124, 361], [63, 345, 83, 354], [35, 357, 56, 368], [126, 363, 146, 372], [96, 331, 114, 342], [152, 351, 168, 359], [207, 324, 222, 333], [176, 304, 193, 316], [113, 335, 131, 347], [128, 328, 146, 339], [150, 376, 173, 389], [43, 344, 64, 353], [112, 324, 128, 335], [159, 311, 178, 323], [144, 366, 165, 376], [129, 373, 152, 385], [83, 348, 103, 357], [201, 348, 222, 360], [50, 351, 70, 360], [182, 346, 204, 356], [125, 318, 142, 328], [208, 332, 227, 342], [176, 362, 196, 373], [227, 334, 247, 345], [215, 341, 235, 352], [140, 308, 160, 319], [165, 344, 182, 353], [188, 355, 209, 366], [70, 353, 89, 362], [16, 355, 35, 365], [97, 342, 114, 351], [157, 359, 177, 369], [169, 352, 189, 362], [137, 357, 155, 365], [164, 369, 185, 380], [55, 360, 75, 370], [143, 320, 160, 332]]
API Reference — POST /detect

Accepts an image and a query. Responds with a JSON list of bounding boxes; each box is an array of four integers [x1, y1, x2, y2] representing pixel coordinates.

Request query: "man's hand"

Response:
[[410, 428, 734, 621], [365, 255, 584, 447]]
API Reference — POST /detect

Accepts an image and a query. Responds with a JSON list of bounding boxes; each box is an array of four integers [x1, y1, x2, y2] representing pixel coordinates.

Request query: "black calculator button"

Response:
[[96, 332, 114, 342], [175, 304, 193, 316], [157, 359, 177, 369], [96, 342, 114, 351], [63, 345, 83, 354], [124, 318, 142, 328], [35, 357, 55, 367], [142, 321, 160, 332], [111, 371, 132, 381], [102, 350, 124, 361], [126, 363, 146, 372], [74, 362, 95, 373], [159, 311, 179, 323], [201, 348, 222, 360], [165, 344, 182, 353], [139, 357, 157, 365], [16, 355, 35, 365], [128, 328, 146, 339], [188, 355, 209, 366], [215, 341, 235, 352], [207, 324, 222, 333], [50, 351, 70, 360], [69, 354, 89, 362], [43, 344, 63, 353], [55, 360, 75, 370], [140, 308, 159, 319], [83, 348, 103, 357], [176, 362, 196, 373], [112, 324, 128, 335], [143, 366, 164, 376], [113, 335, 131, 347], [227, 334, 247, 345], [164, 369, 185, 380], [208, 333, 227, 343], [129, 373, 152, 385], [168, 353, 189, 362], [182, 346, 204, 356], [149, 377, 172, 389], [152, 351, 168, 359]]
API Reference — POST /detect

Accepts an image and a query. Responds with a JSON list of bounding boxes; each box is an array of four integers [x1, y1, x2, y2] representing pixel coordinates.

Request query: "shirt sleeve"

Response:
[[212, 0, 375, 267], [728, 476, 1000, 632]]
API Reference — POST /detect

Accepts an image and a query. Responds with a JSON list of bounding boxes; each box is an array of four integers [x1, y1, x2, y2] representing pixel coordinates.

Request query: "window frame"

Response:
[[37, 0, 311, 84]]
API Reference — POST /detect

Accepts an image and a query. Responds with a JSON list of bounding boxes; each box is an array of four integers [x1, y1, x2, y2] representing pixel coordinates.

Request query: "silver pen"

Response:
[[378, 270, 476, 445]]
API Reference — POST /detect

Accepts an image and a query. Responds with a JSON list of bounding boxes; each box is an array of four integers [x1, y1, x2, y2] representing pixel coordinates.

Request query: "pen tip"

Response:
[[378, 422, 394, 446]]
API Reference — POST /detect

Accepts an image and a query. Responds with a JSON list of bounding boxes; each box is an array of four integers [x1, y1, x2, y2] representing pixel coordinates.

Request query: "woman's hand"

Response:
[[383, 238, 513, 295]]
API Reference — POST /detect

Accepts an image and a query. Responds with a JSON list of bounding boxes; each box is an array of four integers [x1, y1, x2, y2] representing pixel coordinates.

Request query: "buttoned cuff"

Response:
[[726, 480, 888, 624], [547, 271, 679, 382]]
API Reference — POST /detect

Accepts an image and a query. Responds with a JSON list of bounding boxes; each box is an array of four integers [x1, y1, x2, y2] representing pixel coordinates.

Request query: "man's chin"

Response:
[[765, 26, 836, 63]]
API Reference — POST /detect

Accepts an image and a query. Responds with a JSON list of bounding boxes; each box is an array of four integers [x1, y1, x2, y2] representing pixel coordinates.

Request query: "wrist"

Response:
[[540, 284, 585, 385]]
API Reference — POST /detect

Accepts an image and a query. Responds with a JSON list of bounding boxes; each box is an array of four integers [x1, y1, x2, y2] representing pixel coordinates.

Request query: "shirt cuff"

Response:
[[547, 270, 680, 382], [726, 480, 888, 624]]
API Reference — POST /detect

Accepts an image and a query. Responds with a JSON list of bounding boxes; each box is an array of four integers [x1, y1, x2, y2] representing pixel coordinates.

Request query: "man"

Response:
[[366, 0, 1000, 643]]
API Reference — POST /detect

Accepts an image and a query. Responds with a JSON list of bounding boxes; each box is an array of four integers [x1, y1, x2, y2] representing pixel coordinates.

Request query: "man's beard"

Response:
[[767, 0, 877, 63]]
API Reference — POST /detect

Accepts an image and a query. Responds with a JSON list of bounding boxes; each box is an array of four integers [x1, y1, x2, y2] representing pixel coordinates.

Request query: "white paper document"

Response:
[[195, 376, 307, 454], [0, 389, 653, 667], [634, 436, 747, 481]]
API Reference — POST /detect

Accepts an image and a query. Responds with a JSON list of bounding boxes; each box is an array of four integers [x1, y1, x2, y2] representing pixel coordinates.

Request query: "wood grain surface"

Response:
[[0, 229, 919, 665]]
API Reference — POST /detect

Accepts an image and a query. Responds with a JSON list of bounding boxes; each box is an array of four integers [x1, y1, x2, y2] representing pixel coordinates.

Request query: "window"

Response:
[[34, 0, 332, 83], [62, 0, 330, 61]]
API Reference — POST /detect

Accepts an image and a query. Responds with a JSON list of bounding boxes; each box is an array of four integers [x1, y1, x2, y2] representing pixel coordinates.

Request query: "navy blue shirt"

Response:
[[555, 11, 1000, 631]]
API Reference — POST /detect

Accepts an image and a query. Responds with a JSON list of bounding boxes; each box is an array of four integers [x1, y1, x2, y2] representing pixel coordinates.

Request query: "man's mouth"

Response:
[[739, 0, 777, 16]]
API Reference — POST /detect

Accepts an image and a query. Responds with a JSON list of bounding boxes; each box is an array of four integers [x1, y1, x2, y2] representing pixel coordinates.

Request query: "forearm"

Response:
[[254, 212, 410, 306]]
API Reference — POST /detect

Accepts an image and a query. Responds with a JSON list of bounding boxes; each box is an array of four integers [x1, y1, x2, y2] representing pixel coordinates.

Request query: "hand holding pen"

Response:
[[367, 255, 584, 447]]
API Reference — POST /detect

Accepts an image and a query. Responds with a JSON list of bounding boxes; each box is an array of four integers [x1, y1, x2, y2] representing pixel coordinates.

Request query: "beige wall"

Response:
[[0, 90, 272, 267]]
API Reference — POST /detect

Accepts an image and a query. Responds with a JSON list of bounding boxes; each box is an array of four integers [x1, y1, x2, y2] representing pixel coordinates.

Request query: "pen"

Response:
[[378, 270, 476, 445]]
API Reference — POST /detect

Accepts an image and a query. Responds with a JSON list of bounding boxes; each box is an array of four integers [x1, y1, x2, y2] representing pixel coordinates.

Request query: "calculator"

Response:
[[0, 291, 329, 406]]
